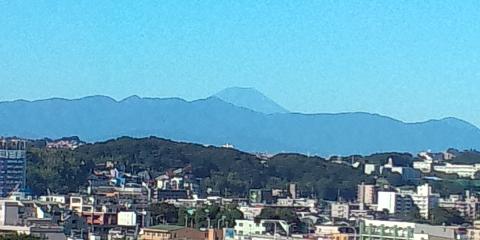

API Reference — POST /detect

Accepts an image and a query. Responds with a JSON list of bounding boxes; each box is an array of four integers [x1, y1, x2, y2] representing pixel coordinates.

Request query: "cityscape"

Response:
[[1, 136, 480, 240], [2, 1, 480, 240]]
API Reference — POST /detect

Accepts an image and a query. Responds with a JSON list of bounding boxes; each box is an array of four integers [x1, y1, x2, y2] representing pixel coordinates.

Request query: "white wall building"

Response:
[[377, 191, 399, 214], [409, 184, 439, 219], [39, 195, 66, 204], [413, 160, 432, 173], [364, 164, 377, 175], [117, 211, 137, 226], [434, 163, 480, 179], [377, 184, 439, 219], [331, 203, 350, 219], [234, 220, 266, 236]]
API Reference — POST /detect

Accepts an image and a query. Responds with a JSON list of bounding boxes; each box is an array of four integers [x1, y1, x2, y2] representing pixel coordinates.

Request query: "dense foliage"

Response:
[[149, 202, 242, 228], [26, 136, 371, 200], [429, 207, 465, 225], [255, 207, 299, 224], [0, 234, 41, 240]]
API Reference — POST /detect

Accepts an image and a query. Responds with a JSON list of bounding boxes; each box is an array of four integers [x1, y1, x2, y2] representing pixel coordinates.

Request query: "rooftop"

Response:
[[145, 224, 185, 232]]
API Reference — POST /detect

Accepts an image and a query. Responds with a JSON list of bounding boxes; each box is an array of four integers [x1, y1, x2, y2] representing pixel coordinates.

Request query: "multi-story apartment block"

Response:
[[377, 191, 413, 215], [439, 194, 480, 220], [357, 183, 376, 205], [409, 184, 440, 219], [0, 139, 26, 197], [377, 184, 439, 219]]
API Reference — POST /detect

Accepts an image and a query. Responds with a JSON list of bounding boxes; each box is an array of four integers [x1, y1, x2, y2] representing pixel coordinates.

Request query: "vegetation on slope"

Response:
[[26, 136, 370, 200]]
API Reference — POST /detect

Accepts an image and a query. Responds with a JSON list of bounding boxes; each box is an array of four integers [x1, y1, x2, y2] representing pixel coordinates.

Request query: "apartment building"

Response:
[[433, 163, 480, 179], [0, 139, 27, 197], [357, 183, 376, 205], [359, 219, 455, 240], [377, 184, 439, 219]]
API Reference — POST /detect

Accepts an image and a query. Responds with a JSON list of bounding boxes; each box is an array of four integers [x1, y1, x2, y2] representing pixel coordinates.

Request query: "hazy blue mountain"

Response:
[[214, 87, 288, 114], [1, 94, 480, 155]]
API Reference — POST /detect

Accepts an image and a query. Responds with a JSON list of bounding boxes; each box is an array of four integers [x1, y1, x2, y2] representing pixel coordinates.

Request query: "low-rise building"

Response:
[[359, 219, 456, 240], [331, 203, 350, 220], [434, 163, 480, 179], [234, 219, 266, 236], [139, 225, 209, 240], [413, 160, 433, 173]]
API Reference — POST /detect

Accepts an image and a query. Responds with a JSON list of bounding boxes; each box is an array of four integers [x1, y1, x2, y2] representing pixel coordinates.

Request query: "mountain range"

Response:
[[1, 87, 480, 155]]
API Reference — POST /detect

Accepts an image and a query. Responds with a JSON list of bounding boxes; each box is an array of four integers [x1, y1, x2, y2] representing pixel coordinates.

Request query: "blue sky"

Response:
[[1, 1, 480, 125]]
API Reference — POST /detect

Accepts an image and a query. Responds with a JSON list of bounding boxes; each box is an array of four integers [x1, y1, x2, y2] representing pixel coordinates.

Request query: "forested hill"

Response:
[[26, 136, 372, 200]]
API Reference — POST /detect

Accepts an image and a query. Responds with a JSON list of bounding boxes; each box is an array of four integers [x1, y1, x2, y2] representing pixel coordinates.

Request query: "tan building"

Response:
[[139, 225, 222, 240], [357, 183, 376, 205]]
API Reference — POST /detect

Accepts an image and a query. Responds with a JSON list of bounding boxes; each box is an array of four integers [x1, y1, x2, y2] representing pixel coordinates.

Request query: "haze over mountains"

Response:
[[1, 87, 480, 155]]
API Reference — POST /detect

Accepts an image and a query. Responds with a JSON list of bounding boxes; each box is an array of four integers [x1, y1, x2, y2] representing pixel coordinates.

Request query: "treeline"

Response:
[[27, 136, 374, 200]]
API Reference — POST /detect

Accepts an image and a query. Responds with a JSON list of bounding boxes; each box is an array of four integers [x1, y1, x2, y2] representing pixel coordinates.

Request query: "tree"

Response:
[[396, 205, 423, 223], [0, 234, 41, 240], [148, 203, 179, 224], [175, 204, 242, 229], [430, 207, 465, 225], [255, 207, 299, 224]]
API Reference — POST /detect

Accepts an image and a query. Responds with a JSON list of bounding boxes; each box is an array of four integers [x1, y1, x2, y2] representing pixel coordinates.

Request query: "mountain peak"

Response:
[[213, 87, 288, 114]]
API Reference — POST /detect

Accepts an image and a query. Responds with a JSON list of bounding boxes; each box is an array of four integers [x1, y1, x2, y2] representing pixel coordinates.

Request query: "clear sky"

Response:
[[1, 1, 480, 125]]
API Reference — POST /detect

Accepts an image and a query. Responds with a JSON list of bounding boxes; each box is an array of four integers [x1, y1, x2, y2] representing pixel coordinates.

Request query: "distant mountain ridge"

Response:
[[1, 88, 479, 155]]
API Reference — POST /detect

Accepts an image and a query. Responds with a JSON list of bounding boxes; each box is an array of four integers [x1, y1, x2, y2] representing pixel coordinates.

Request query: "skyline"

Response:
[[2, 1, 480, 126]]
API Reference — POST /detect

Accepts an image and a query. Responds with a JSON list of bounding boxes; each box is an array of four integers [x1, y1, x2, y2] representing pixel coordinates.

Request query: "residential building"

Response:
[[377, 184, 439, 219], [364, 164, 378, 175], [413, 160, 433, 173], [139, 224, 218, 240], [234, 219, 290, 238], [238, 206, 263, 220], [357, 183, 376, 205], [331, 203, 350, 219], [439, 193, 480, 220], [467, 221, 480, 240], [376, 191, 413, 215], [382, 158, 421, 181], [0, 200, 21, 225], [234, 220, 266, 236], [0, 139, 26, 197], [288, 183, 297, 199], [434, 163, 480, 179], [248, 189, 273, 204], [314, 225, 356, 240], [408, 184, 440, 219], [359, 219, 456, 240]]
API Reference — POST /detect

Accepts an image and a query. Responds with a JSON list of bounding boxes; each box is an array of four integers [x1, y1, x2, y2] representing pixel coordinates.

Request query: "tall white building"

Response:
[[377, 191, 413, 215], [409, 184, 440, 219], [377, 184, 439, 219]]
